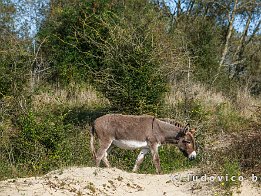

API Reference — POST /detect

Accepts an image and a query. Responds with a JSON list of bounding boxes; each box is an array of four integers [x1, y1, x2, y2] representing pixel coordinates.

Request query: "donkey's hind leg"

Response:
[[133, 148, 149, 172], [96, 140, 112, 167], [102, 145, 113, 167]]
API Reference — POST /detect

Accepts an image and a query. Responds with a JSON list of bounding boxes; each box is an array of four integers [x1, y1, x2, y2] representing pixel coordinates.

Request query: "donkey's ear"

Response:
[[183, 123, 190, 134], [176, 124, 190, 139], [189, 128, 196, 135]]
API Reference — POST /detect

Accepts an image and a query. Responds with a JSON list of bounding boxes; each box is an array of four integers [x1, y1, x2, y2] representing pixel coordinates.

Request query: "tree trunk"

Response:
[[177, 0, 181, 18], [233, 13, 261, 77], [246, 19, 261, 45], [235, 12, 251, 60], [188, 0, 195, 15], [219, 0, 238, 67], [212, 0, 238, 85]]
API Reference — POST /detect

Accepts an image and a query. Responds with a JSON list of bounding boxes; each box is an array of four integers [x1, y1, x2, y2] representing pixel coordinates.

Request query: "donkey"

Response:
[[90, 114, 197, 174]]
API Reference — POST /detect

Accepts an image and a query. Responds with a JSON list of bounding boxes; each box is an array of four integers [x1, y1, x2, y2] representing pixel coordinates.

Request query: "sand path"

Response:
[[0, 167, 259, 196]]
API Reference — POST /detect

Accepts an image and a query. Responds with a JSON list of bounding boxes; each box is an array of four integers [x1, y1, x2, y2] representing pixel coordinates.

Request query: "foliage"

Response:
[[212, 103, 248, 133], [90, 1, 169, 113], [176, 16, 222, 84], [175, 98, 210, 122], [221, 159, 241, 190], [0, 109, 93, 179], [231, 129, 261, 175], [38, 0, 170, 113], [0, 0, 31, 99]]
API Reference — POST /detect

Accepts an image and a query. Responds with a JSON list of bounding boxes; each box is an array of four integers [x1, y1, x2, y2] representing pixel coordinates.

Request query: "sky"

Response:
[[164, 0, 260, 34], [11, 0, 49, 37], [10, 0, 260, 37]]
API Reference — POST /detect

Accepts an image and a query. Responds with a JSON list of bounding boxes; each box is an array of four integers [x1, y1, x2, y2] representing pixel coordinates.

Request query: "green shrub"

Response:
[[228, 130, 261, 175], [0, 109, 93, 178], [0, 160, 13, 180], [215, 103, 248, 133], [173, 98, 209, 122], [221, 159, 241, 190], [10, 111, 70, 173]]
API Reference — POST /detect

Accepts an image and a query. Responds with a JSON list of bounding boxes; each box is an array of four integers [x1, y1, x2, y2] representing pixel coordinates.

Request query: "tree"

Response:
[[0, 0, 35, 120], [232, 0, 261, 78], [0, 0, 26, 98]]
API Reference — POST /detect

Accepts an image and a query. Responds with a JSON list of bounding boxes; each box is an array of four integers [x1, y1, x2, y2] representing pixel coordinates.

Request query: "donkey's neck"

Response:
[[157, 120, 182, 144]]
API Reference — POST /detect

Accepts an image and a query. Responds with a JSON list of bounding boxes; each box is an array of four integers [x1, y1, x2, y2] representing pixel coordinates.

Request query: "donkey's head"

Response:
[[176, 124, 197, 160]]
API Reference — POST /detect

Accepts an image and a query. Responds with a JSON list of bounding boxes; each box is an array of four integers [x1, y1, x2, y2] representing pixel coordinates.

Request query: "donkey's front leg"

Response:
[[150, 143, 161, 174]]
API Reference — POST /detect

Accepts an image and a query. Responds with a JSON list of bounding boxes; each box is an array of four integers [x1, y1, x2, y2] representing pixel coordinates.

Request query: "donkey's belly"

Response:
[[112, 140, 148, 150]]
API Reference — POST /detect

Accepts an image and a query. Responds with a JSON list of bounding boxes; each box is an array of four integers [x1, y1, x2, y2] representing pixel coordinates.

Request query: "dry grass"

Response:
[[32, 85, 109, 108], [235, 87, 261, 120], [201, 126, 261, 176], [166, 83, 227, 107], [233, 129, 261, 175], [165, 83, 261, 120]]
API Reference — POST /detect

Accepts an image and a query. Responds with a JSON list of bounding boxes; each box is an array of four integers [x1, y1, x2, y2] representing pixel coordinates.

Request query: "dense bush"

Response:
[[91, 2, 169, 113], [38, 0, 171, 113], [0, 109, 93, 178]]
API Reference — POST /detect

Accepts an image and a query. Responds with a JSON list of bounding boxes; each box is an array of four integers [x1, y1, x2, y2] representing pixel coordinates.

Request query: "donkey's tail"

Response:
[[90, 125, 96, 160]]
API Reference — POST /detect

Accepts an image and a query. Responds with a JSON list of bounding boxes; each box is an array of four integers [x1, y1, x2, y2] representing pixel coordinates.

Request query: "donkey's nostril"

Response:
[[189, 156, 196, 160], [188, 151, 196, 160]]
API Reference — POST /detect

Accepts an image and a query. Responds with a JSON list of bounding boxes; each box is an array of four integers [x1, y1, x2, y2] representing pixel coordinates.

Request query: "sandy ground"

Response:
[[0, 167, 260, 196]]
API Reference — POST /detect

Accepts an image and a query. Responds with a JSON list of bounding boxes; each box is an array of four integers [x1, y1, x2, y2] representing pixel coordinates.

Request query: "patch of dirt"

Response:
[[0, 167, 260, 196], [233, 181, 261, 196]]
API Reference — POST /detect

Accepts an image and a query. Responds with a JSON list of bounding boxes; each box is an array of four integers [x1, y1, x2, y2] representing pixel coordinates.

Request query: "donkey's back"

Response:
[[93, 114, 155, 141]]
